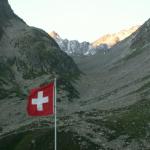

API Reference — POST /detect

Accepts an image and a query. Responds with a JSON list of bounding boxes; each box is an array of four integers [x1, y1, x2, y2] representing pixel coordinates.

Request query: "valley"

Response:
[[0, 0, 150, 149]]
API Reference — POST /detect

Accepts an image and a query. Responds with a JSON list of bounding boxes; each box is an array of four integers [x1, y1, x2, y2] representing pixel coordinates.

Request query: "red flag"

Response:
[[27, 82, 54, 116]]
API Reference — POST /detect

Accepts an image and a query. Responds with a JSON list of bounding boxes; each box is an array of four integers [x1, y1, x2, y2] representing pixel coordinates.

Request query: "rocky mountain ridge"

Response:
[[49, 26, 139, 56], [49, 31, 91, 55], [92, 26, 139, 48]]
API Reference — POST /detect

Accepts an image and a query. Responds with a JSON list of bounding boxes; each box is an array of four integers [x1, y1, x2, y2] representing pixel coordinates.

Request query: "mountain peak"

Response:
[[49, 25, 140, 56], [92, 25, 140, 48], [49, 31, 60, 39]]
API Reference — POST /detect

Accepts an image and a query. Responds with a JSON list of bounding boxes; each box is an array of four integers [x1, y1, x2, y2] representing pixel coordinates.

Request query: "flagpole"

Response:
[[54, 78, 57, 150]]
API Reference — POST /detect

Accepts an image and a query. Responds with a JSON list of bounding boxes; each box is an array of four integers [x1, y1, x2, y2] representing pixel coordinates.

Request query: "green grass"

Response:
[[98, 77, 150, 141], [89, 99, 150, 141], [107, 99, 150, 140], [0, 128, 99, 150]]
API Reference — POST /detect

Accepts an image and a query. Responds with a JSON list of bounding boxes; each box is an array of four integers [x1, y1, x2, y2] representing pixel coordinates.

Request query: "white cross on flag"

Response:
[[27, 82, 54, 116]]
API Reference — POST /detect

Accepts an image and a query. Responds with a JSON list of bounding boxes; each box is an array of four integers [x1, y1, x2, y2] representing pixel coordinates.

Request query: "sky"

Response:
[[8, 0, 150, 42]]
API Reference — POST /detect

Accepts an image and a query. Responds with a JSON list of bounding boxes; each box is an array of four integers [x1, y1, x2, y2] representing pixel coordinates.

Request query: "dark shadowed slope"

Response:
[[0, 0, 81, 137]]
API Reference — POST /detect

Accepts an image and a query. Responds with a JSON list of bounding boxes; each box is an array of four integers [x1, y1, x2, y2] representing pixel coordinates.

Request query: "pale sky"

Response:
[[8, 0, 150, 42]]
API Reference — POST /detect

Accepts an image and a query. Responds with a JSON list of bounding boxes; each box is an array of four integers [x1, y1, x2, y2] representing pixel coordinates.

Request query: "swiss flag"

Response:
[[27, 82, 54, 116]]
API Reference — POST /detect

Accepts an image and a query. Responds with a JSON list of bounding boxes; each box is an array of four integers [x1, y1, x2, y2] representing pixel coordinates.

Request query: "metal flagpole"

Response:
[[54, 78, 57, 150]]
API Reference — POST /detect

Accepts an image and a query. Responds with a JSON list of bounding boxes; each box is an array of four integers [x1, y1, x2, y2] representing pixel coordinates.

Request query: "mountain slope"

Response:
[[1, 17, 150, 149], [72, 18, 150, 149], [0, 0, 81, 136]]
